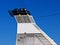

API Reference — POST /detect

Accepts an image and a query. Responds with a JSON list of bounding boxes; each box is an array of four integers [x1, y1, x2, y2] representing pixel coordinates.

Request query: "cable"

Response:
[[34, 13, 60, 19]]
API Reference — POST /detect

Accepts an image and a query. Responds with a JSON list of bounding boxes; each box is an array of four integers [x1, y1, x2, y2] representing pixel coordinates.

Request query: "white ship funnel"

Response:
[[9, 8, 57, 45]]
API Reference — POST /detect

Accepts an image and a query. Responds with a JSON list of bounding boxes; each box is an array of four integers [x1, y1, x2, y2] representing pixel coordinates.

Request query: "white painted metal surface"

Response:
[[17, 23, 40, 33], [15, 15, 57, 45]]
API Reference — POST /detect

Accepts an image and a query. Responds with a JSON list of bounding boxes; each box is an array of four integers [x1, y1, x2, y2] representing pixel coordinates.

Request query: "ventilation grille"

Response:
[[16, 33, 52, 45], [16, 15, 34, 23]]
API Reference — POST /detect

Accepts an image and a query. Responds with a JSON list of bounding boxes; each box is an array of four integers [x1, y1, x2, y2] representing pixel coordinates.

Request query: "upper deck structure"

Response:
[[9, 8, 57, 45]]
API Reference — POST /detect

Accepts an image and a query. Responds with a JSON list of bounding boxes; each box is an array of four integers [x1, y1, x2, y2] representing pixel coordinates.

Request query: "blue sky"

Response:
[[0, 0, 60, 45]]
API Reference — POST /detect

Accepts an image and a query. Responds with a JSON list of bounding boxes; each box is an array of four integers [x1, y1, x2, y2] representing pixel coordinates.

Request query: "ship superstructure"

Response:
[[9, 8, 57, 45]]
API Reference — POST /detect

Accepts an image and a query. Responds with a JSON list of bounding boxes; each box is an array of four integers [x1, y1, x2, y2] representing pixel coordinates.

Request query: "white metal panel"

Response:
[[25, 37, 34, 45], [16, 34, 43, 45], [16, 34, 53, 45], [34, 36, 43, 45], [17, 23, 40, 33]]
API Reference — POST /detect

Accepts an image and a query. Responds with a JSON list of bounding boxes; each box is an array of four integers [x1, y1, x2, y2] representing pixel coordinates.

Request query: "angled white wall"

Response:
[[15, 15, 57, 45]]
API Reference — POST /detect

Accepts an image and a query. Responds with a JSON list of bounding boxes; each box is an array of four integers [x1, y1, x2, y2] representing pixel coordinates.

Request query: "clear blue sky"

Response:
[[0, 0, 60, 45]]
